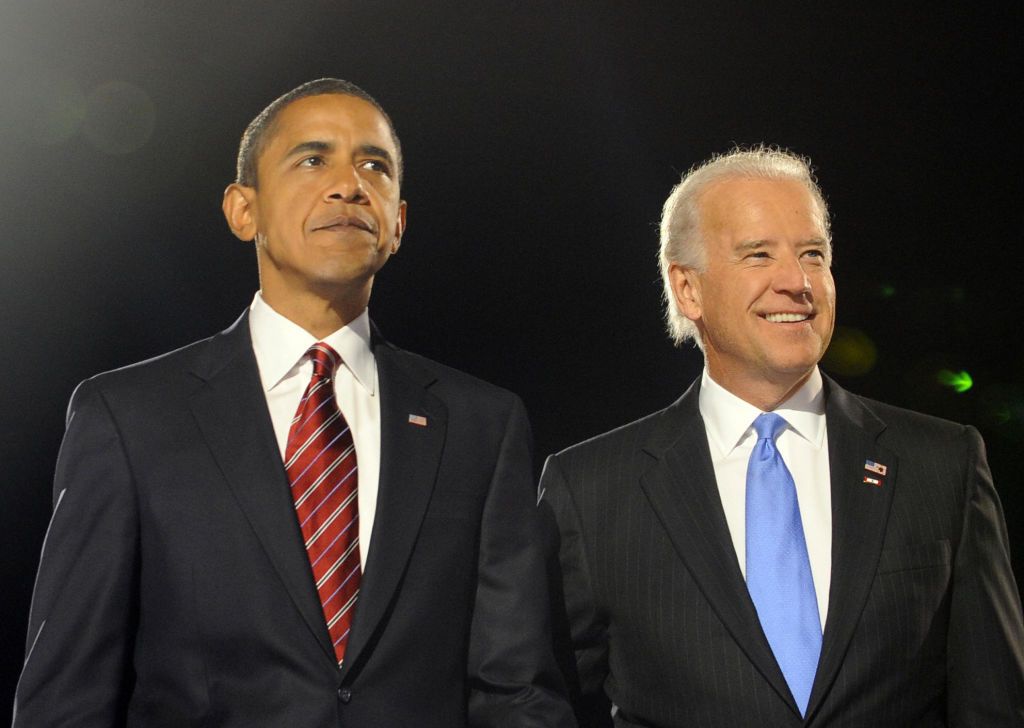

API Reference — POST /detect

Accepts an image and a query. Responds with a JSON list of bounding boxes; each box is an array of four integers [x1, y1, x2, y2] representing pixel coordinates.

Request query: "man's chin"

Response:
[[307, 270, 376, 295], [762, 359, 822, 389]]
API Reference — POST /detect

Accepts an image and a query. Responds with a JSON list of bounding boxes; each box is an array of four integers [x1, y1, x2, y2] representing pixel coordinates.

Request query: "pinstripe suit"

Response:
[[540, 374, 1024, 727]]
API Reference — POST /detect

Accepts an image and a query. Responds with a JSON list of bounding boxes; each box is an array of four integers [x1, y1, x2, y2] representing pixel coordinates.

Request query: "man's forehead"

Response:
[[702, 178, 822, 235], [703, 176, 810, 209], [266, 94, 395, 152]]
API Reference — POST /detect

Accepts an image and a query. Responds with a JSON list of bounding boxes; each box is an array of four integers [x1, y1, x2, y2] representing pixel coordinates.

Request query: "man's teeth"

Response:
[[764, 313, 809, 323]]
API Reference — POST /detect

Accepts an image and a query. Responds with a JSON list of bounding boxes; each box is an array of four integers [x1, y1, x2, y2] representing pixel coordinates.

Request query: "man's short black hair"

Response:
[[235, 78, 403, 188]]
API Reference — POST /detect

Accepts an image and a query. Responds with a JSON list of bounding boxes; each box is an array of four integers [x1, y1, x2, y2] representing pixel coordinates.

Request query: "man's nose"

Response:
[[774, 255, 812, 295], [324, 164, 366, 202]]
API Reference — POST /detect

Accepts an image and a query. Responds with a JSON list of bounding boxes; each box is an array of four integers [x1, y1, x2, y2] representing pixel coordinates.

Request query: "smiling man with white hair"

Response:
[[540, 145, 1024, 727]]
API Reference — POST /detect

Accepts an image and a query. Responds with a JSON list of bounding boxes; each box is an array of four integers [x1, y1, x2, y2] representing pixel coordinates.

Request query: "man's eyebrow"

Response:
[[358, 144, 395, 167], [283, 140, 332, 159], [733, 237, 829, 252], [734, 239, 771, 253]]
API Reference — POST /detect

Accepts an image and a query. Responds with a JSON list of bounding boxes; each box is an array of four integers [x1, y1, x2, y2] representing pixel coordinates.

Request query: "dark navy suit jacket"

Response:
[[15, 312, 574, 727]]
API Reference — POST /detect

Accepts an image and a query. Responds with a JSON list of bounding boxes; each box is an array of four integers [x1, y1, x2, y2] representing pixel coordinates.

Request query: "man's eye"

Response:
[[804, 249, 826, 261], [299, 156, 325, 167], [360, 159, 391, 175]]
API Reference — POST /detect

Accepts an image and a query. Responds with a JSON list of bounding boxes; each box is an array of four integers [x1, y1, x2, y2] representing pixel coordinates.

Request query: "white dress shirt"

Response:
[[698, 367, 832, 627], [248, 292, 380, 570]]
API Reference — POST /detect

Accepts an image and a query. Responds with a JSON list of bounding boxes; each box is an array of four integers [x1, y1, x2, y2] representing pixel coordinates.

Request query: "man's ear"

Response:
[[668, 262, 703, 323], [389, 200, 408, 254], [222, 183, 258, 242]]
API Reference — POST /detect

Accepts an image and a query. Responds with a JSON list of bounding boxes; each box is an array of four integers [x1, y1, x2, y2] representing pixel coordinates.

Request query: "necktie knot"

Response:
[[753, 412, 787, 442], [307, 343, 340, 380]]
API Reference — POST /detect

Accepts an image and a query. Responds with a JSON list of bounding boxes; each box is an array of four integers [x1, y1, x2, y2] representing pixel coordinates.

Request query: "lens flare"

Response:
[[822, 326, 877, 377], [937, 369, 973, 393], [82, 81, 156, 154]]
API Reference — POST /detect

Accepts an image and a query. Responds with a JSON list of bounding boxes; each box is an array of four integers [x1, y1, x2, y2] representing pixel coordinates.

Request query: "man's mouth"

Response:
[[313, 215, 374, 234], [762, 312, 812, 323]]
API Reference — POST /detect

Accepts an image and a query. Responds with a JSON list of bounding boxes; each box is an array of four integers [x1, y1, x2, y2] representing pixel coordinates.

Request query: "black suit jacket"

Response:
[[14, 312, 574, 727], [540, 375, 1024, 727]]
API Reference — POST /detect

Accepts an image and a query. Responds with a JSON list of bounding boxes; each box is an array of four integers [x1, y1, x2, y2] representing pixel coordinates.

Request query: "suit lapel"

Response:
[[804, 377, 897, 720], [639, 379, 798, 713], [187, 313, 337, 664], [339, 337, 448, 679]]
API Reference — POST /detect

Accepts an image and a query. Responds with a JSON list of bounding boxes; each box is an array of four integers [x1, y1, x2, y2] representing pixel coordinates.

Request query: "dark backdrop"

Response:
[[1, 1, 1020, 719]]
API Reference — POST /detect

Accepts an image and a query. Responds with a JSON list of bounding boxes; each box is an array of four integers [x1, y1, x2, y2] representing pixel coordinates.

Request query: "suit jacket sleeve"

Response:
[[538, 454, 613, 728], [947, 425, 1024, 725], [14, 379, 139, 726], [465, 396, 577, 728]]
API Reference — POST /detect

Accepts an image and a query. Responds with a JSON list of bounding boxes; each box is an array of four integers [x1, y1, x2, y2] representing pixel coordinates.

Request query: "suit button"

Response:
[[338, 687, 352, 704]]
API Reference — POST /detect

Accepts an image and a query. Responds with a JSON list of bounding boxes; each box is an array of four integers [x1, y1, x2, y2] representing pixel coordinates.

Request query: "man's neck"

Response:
[[259, 287, 369, 340], [704, 366, 815, 412]]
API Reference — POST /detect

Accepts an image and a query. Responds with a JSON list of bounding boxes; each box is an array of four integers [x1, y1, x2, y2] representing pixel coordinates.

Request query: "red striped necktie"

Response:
[[285, 343, 360, 667]]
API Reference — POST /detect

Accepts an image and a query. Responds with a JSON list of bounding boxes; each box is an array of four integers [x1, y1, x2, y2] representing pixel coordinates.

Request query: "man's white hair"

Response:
[[658, 144, 832, 348]]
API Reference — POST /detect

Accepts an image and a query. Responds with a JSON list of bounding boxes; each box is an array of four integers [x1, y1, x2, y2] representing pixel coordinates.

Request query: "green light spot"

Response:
[[937, 369, 973, 393], [879, 284, 896, 298]]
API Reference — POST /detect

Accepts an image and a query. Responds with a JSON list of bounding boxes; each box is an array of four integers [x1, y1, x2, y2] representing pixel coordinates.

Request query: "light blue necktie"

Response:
[[745, 412, 822, 715]]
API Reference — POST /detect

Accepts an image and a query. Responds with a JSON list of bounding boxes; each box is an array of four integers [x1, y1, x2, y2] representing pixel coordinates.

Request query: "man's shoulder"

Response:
[[549, 378, 700, 469], [828, 379, 973, 443], [562, 409, 666, 457], [546, 405, 681, 489], [89, 336, 214, 384], [376, 339, 522, 412], [71, 318, 244, 411]]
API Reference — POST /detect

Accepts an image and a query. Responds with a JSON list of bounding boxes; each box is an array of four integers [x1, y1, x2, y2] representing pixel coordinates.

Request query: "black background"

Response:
[[1, 2, 1021, 718]]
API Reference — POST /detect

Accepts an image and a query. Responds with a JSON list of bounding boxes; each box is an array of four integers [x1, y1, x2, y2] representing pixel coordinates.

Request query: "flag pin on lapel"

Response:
[[863, 459, 887, 486], [408, 414, 428, 427]]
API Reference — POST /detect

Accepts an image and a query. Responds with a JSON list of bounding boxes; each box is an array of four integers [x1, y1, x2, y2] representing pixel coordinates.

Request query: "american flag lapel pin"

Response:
[[408, 414, 428, 427], [864, 460, 888, 476], [863, 459, 887, 486]]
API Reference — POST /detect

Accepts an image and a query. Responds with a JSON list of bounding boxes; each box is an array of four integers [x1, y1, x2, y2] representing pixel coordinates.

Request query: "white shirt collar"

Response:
[[698, 366, 826, 455], [248, 292, 376, 396]]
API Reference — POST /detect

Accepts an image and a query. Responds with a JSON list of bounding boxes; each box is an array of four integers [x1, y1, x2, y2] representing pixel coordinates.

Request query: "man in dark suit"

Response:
[[540, 146, 1024, 726], [14, 78, 574, 727]]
